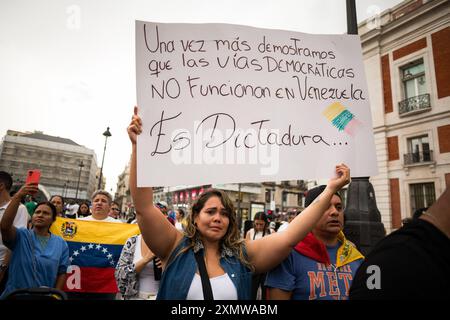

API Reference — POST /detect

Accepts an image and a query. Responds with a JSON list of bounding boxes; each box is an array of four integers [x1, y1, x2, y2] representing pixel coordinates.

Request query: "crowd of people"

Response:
[[0, 106, 447, 301]]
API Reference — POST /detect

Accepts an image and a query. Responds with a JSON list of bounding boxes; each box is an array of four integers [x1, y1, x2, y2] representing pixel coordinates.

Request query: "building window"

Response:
[[402, 59, 426, 98], [398, 59, 430, 115], [404, 135, 433, 164], [409, 183, 435, 216], [282, 192, 287, 204], [298, 194, 304, 207]]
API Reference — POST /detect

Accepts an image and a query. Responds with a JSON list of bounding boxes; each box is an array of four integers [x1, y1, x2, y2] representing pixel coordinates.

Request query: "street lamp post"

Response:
[[342, 0, 385, 255], [98, 127, 112, 190], [64, 180, 70, 198], [75, 160, 85, 200]]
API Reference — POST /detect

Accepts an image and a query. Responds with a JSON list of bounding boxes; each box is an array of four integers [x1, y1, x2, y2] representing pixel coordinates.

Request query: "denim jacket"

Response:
[[157, 237, 252, 300]]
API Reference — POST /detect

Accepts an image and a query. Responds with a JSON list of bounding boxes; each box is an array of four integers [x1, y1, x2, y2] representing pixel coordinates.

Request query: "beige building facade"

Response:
[[360, 0, 450, 232], [0, 130, 99, 200]]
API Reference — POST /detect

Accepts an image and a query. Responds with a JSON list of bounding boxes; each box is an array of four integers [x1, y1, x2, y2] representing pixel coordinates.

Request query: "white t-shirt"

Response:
[[78, 215, 122, 223], [247, 228, 273, 240], [175, 221, 184, 232], [0, 201, 29, 263], [186, 273, 238, 300], [277, 221, 290, 233], [67, 203, 79, 217], [133, 234, 159, 296]]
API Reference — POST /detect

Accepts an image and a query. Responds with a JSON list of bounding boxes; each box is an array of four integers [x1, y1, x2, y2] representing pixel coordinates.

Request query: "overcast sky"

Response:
[[0, 0, 403, 194]]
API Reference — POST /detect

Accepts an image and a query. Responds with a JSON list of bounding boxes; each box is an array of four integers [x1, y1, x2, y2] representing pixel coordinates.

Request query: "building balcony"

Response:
[[403, 150, 433, 166], [398, 93, 431, 116]]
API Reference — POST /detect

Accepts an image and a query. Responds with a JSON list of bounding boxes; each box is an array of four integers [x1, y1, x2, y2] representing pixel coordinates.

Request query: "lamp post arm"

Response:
[[75, 161, 84, 200], [98, 137, 109, 190]]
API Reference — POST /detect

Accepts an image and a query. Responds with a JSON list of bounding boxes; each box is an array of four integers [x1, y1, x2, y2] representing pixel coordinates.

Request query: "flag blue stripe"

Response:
[[67, 242, 123, 268]]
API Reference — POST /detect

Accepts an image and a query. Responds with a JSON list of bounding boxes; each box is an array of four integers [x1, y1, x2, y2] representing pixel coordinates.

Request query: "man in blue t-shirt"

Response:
[[265, 185, 364, 300]]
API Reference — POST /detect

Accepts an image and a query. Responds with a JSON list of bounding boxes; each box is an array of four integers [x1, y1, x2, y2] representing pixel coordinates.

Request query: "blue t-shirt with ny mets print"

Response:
[[265, 243, 362, 300]]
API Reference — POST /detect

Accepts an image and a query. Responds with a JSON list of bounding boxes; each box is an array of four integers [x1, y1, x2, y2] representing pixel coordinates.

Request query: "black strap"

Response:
[[194, 251, 214, 300]]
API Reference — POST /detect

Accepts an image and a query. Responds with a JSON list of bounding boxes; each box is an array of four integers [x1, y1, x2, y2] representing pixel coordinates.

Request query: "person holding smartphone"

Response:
[[0, 171, 29, 294], [0, 183, 69, 299]]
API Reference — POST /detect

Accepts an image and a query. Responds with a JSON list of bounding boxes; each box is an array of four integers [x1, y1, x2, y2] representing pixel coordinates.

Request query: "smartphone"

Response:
[[25, 169, 41, 185]]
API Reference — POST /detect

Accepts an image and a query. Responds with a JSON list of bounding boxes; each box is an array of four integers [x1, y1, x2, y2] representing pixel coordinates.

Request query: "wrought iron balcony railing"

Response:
[[398, 93, 431, 115], [403, 150, 433, 165]]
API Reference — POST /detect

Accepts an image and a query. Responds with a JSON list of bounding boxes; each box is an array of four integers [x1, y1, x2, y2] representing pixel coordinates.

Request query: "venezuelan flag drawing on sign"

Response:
[[50, 217, 140, 293]]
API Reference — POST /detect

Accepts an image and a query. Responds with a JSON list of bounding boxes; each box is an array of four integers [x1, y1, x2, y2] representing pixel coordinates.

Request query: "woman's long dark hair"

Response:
[[49, 195, 64, 215], [181, 188, 254, 271], [77, 201, 91, 216], [253, 212, 270, 239]]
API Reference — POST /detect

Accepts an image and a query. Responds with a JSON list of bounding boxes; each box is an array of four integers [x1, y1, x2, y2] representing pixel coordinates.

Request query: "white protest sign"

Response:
[[136, 21, 378, 187]]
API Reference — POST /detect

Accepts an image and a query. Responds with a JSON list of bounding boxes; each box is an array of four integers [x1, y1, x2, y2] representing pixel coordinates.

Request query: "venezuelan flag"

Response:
[[50, 218, 140, 293], [322, 102, 362, 136]]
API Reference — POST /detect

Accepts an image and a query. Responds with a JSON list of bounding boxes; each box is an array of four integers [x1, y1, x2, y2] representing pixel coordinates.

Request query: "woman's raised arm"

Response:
[[0, 184, 37, 245], [128, 106, 183, 262], [245, 164, 351, 274]]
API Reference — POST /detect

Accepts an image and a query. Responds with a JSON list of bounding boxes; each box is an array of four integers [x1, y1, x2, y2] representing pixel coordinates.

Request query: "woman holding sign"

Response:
[[128, 106, 350, 300]]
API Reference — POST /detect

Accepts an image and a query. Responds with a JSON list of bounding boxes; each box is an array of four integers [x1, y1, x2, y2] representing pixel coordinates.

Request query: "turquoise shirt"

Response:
[[1, 228, 69, 299]]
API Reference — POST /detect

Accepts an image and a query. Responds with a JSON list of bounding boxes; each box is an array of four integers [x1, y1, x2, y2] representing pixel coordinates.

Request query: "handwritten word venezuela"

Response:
[[143, 24, 365, 102]]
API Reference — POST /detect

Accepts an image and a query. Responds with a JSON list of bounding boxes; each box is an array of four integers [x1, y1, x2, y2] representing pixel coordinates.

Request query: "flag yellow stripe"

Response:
[[323, 102, 346, 121], [50, 217, 140, 245]]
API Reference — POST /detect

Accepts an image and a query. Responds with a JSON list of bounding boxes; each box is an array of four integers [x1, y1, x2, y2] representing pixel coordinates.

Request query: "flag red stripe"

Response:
[[65, 267, 118, 293]]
